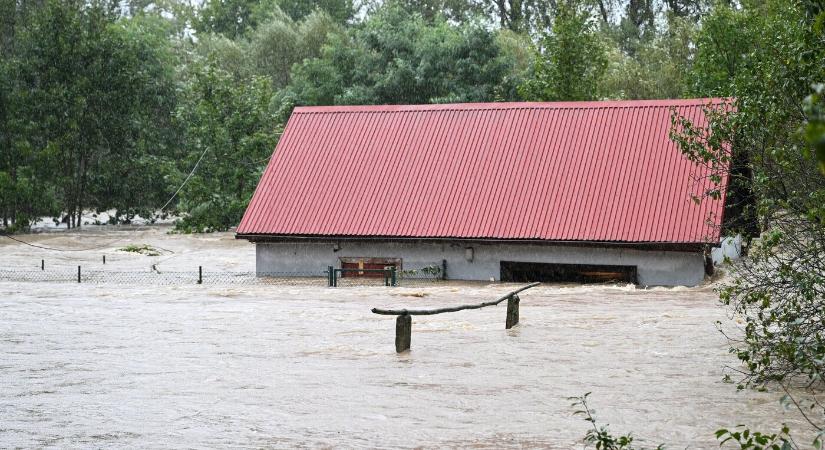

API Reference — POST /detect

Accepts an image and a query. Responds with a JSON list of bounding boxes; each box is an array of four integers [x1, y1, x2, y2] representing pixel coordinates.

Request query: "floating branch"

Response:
[[370, 282, 540, 316]]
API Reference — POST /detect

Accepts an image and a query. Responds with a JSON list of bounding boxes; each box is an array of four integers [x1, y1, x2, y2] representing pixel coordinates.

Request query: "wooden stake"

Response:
[[103, 255, 106, 264], [77, 265, 81, 283], [505, 294, 520, 329], [198, 266, 203, 284], [395, 313, 411, 353], [41, 259, 44, 271]]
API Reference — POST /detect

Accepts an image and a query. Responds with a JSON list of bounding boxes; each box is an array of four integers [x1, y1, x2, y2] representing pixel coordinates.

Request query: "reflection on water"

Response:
[[0, 228, 817, 448]]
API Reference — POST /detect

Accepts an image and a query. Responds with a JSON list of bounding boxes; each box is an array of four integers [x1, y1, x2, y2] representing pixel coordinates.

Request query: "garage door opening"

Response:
[[500, 261, 638, 284]]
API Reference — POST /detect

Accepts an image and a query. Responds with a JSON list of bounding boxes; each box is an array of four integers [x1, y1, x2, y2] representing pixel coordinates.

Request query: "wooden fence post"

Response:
[[41, 259, 44, 271], [505, 294, 520, 329], [77, 265, 81, 283], [372, 282, 539, 353], [395, 313, 411, 353], [103, 255, 106, 264], [198, 266, 202, 284]]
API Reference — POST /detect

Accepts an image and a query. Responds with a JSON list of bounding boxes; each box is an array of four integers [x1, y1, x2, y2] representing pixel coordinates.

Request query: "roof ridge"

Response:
[[293, 98, 730, 114]]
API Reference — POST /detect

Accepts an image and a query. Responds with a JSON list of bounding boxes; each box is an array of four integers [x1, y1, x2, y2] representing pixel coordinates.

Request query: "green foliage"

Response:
[[276, 0, 354, 23], [387, 0, 484, 23], [601, 15, 694, 100], [715, 425, 799, 450], [0, 0, 178, 230], [194, 33, 256, 82], [249, 8, 343, 87], [570, 393, 663, 450], [173, 64, 282, 232], [194, 0, 277, 38], [195, 0, 351, 38], [479, 0, 555, 34], [285, 4, 515, 105], [690, 4, 753, 97], [119, 244, 161, 256], [671, 0, 825, 435], [573, 394, 821, 449], [615, 0, 656, 56], [518, 3, 607, 101]]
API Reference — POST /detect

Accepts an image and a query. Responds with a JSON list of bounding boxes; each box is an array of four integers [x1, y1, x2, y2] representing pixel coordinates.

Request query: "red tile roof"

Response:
[[237, 99, 728, 243]]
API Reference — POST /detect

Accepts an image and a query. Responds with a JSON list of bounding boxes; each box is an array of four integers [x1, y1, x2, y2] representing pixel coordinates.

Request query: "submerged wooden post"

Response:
[[41, 259, 44, 270], [198, 266, 203, 284], [103, 255, 106, 264], [77, 265, 81, 283], [395, 313, 411, 353], [372, 282, 539, 353], [505, 294, 520, 329]]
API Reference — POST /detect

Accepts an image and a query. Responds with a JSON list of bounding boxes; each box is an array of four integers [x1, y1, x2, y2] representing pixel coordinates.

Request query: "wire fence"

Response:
[[0, 268, 445, 286]]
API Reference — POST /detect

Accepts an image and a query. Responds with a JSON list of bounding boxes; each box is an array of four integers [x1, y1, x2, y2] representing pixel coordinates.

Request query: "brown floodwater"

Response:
[[0, 227, 818, 448]]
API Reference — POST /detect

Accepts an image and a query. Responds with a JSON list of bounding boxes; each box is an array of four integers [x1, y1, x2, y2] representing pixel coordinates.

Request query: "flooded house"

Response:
[[235, 99, 728, 286]]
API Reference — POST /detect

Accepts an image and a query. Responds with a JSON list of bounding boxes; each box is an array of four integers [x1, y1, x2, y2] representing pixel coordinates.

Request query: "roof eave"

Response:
[[235, 233, 715, 251]]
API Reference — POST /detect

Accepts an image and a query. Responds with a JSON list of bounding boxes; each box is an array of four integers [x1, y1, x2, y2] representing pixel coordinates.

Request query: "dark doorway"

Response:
[[500, 261, 638, 284]]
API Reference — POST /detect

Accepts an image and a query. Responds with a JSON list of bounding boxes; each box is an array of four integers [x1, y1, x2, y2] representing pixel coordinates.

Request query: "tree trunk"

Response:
[[596, 0, 609, 24], [510, 0, 522, 32], [77, 155, 89, 228], [10, 165, 17, 228]]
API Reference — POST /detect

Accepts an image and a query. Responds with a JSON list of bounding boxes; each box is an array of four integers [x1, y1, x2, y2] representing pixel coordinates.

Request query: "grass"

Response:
[[118, 244, 161, 256]]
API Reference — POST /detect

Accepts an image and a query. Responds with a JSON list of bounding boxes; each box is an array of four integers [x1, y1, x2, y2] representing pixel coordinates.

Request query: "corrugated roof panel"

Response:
[[237, 99, 729, 244]]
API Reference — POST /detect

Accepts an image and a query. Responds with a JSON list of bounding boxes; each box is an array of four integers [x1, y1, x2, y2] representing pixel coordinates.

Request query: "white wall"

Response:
[[255, 240, 706, 287]]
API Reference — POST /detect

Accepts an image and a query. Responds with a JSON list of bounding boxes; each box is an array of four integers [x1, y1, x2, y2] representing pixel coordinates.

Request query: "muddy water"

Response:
[[0, 228, 816, 448]]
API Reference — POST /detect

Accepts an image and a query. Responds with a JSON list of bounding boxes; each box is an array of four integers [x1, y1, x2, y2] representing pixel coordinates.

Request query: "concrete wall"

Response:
[[255, 240, 706, 287]]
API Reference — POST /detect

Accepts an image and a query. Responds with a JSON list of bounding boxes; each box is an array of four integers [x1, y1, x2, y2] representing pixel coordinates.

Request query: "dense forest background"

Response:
[[0, 0, 822, 233]]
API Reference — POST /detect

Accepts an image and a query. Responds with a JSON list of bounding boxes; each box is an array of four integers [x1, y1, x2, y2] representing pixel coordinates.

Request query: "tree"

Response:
[[194, 0, 352, 38], [672, 1, 825, 434], [617, 0, 656, 56], [249, 9, 343, 88], [601, 14, 694, 100], [690, 3, 752, 97], [173, 64, 283, 232], [518, 2, 607, 101], [276, 0, 354, 23], [387, 0, 484, 23], [285, 5, 516, 106], [663, 0, 709, 20], [194, 0, 277, 38], [10, 0, 178, 228], [482, 0, 556, 34]]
